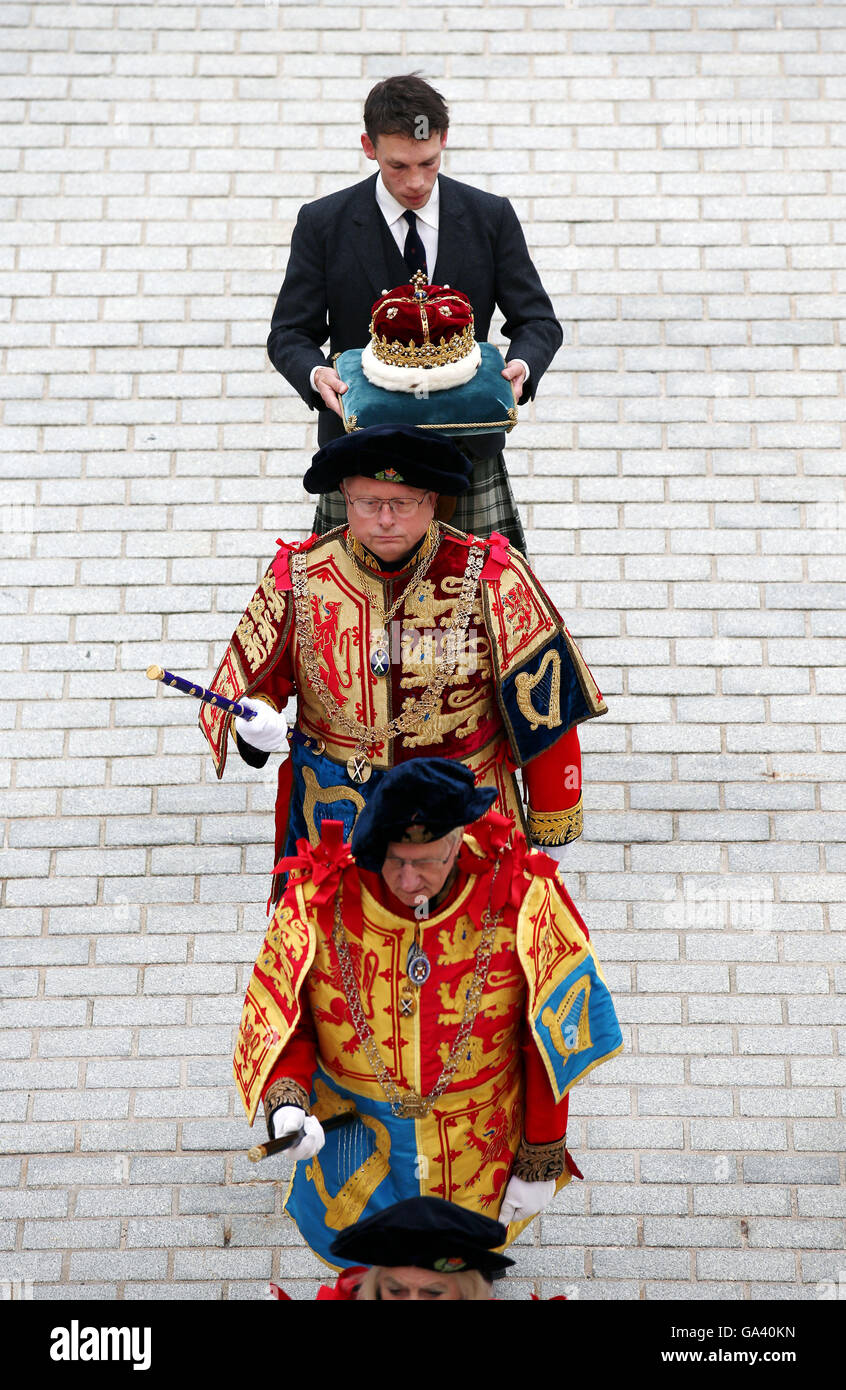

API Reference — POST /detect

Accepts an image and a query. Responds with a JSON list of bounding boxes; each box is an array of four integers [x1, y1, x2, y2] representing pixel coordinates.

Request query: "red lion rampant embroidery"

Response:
[[503, 583, 533, 635], [310, 596, 352, 703]]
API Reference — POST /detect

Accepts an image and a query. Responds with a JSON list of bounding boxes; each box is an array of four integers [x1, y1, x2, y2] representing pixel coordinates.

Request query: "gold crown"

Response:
[[368, 271, 477, 371], [370, 321, 477, 370]]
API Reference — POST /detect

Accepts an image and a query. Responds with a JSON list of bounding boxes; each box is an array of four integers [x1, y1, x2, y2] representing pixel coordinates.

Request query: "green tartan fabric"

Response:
[[310, 450, 528, 557]]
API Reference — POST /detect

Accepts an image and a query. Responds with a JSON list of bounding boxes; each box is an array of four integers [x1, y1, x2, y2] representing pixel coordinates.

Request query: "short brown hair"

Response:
[[363, 74, 449, 145]]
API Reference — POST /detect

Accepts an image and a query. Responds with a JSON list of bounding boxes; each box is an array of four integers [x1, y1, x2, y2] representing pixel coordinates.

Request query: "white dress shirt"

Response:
[[374, 172, 440, 278]]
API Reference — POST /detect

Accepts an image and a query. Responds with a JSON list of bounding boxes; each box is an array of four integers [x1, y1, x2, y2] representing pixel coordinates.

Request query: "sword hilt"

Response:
[[146, 664, 257, 720]]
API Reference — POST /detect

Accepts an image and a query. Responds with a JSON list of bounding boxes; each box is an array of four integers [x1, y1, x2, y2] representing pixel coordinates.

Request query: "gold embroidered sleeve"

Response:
[[511, 1135, 568, 1182], [263, 1078, 311, 1138], [527, 798, 583, 846]]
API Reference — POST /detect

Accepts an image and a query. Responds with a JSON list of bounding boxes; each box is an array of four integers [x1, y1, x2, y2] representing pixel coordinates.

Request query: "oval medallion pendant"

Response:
[[346, 753, 372, 784], [406, 941, 431, 986], [370, 647, 390, 678]]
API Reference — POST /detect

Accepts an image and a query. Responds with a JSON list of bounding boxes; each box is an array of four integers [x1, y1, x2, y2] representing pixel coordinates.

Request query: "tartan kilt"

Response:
[[311, 449, 528, 558]]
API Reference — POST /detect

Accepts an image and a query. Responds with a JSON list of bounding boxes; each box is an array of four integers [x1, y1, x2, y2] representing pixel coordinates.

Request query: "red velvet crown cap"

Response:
[[369, 273, 476, 367]]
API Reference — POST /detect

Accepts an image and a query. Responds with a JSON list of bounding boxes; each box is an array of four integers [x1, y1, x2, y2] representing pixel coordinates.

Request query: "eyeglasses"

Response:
[[343, 491, 432, 518], [383, 847, 456, 872]]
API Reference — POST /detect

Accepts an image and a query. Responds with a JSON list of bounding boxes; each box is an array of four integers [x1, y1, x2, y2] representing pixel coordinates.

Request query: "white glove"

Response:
[[234, 696, 290, 753], [499, 1174, 557, 1225], [271, 1105, 325, 1161]]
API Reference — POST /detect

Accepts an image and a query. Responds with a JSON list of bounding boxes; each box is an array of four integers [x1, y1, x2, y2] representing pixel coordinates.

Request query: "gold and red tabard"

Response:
[[199, 522, 607, 900], [236, 851, 530, 1200], [290, 527, 505, 764], [233, 822, 623, 1267]]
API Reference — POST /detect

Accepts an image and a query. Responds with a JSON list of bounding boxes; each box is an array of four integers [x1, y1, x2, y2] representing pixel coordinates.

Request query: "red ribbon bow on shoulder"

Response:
[[271, 533, 318, 593], [460, 813, 561, 913], [458, 810, 513, 869], [512, 836, 560, 885], [480, 530, 511, 580], [270, 821, 352, 911], [458, 810, 516, 912], [316, 1267, 368, 1301], [500, 834, 559, 911]]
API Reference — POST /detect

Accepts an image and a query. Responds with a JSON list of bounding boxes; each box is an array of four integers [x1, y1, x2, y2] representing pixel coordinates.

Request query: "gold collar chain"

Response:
[[289, 532, 485, 763], [344, 522, 441, 632]]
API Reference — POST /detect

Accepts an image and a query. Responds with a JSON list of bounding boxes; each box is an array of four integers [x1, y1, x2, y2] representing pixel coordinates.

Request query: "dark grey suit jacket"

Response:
[[267, 172, 563, 458]]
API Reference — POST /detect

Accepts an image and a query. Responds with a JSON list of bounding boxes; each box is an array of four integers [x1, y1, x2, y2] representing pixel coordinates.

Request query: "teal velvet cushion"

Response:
[[334, 342, 518, 437]]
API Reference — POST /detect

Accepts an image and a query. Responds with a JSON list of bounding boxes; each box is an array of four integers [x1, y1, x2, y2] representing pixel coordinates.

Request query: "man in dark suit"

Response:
[[267, 74, 563, 556]]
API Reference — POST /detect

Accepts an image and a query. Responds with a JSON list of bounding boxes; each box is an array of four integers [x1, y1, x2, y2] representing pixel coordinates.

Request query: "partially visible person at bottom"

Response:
[[331, 1195, 509, 1300], [267, 1196, 509, 1300]]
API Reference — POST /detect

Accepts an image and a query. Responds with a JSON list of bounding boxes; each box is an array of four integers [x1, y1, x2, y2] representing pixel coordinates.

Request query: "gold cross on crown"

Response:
[[410, 269, 429, 300]]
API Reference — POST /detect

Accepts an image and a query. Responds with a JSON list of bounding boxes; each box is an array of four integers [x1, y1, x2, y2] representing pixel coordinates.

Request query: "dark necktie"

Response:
[[402, 209, 427, 279]]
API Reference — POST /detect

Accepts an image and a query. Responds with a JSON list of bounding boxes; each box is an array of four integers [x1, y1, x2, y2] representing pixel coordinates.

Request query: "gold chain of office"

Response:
[[331, 865, 502, 1119], [289, 531, 485, 754], [344, 521, 441, 630]]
